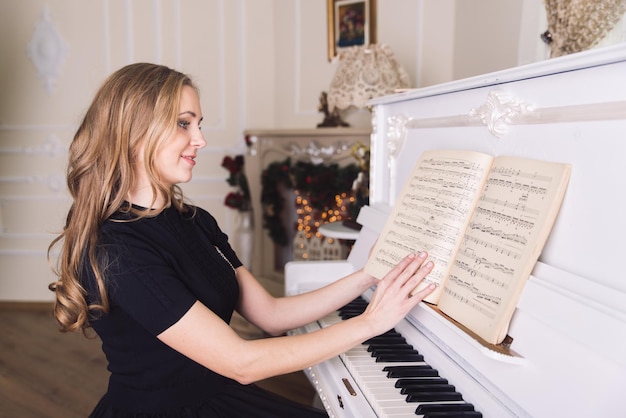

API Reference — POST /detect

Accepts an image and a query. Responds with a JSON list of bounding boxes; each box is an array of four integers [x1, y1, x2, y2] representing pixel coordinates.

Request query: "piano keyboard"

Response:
[[316, 297, 483, 418]]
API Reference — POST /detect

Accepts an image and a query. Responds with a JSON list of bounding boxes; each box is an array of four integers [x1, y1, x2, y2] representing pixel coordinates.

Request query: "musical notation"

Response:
[[439, 157, 567, 333], [491, 166, 553, 183], [472, 207, 535, 230], [468, 223, 528, 246], [422, 157, 484, 172], [442, 279, 498, 319], [373, 156, 488, 288], [453, 255, 513, 289], [486, 178, 548, 196], [478, 196, 540, 217], [365, 150, 569, 344]]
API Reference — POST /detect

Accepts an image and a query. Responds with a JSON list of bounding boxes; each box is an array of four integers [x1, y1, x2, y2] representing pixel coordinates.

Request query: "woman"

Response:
[[48, 63, 436, 417]]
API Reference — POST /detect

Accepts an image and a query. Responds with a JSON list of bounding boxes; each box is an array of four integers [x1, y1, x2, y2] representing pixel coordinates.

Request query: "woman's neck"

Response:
[[128, 184, 166, 209]]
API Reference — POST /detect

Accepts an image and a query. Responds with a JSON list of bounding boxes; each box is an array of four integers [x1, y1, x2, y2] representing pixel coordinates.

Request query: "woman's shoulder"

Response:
[[100, 202, 221, 236], [186, 205, 219, 230], [99, 204, 166, 240], [190, 205, 217, 224]]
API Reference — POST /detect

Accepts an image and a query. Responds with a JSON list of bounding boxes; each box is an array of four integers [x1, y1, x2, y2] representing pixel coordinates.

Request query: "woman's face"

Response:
[[155, 85, 206, 186]]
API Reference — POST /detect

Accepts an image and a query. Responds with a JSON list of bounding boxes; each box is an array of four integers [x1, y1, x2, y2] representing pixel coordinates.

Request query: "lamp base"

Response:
[[317, 110, 350, 128], [317, 91, 350, 128]]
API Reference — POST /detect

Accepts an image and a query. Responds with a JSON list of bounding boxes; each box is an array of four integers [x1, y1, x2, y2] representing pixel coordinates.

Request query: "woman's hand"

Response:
[[360, 252, 435, 337]]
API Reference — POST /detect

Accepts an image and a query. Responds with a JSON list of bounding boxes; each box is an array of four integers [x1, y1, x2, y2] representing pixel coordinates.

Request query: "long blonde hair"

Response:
[[48, 63, 196, 333]]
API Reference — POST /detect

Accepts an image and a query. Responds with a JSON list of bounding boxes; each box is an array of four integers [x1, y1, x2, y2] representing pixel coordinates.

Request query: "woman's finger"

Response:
[[395, 258, 434, 299], [380, 252, 427, 287], [405, 261, 436, 297], [396, 252, 429, 287]]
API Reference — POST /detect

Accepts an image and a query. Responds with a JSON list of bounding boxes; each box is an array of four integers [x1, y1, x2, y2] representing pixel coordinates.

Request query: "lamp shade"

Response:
[[327, 44, 410, 111]]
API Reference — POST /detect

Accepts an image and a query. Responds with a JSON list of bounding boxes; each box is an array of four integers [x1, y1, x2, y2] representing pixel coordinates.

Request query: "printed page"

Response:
[[364, 149, 494, 304], [437, 157, 571, 344]]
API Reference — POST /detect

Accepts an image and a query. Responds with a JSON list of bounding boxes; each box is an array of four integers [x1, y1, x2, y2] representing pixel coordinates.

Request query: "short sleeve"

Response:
[[98, 229, 197, 336]]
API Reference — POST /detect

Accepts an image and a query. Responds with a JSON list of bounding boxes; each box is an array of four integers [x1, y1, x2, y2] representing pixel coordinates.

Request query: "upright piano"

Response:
[[285, 44, 626, 417]]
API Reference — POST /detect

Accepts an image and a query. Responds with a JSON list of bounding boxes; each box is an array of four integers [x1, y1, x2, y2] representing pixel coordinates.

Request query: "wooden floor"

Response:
[[0, 278, 319, 418]]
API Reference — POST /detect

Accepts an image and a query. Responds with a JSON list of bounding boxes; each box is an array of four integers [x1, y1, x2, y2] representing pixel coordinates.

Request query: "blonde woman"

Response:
[[48, 62, 435, 417]]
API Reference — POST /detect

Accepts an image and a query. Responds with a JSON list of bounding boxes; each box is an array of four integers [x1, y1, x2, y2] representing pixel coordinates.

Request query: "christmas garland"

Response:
[[261, 158, 360, 246], [261, 158, 293, 246]]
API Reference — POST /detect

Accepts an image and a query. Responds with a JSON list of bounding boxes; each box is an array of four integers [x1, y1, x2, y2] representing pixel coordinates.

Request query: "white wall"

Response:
[[454, 0, 525, 80], [0, 0, 252, 301], [0, 0, 567, 301]]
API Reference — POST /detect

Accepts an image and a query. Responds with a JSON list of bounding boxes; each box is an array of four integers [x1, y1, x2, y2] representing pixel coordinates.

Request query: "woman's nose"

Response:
[[192, 129, 207, 149]]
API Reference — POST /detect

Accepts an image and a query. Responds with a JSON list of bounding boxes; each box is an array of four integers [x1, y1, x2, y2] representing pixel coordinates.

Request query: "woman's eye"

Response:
[[178, 120, 190, 129]]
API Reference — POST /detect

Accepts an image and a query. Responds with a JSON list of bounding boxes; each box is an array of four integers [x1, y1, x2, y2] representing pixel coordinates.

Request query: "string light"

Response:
[[293, 190, 353, 259]]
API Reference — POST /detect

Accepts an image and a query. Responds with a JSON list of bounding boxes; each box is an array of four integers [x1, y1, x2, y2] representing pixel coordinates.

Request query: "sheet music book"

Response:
[[364, 149, 571, 344]]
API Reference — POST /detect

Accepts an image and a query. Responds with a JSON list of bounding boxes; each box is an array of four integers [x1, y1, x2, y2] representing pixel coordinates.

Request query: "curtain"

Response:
[[543, 0, 626, 57]]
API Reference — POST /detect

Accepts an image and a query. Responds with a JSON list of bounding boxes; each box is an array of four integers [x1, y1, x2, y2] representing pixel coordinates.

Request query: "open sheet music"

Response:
[[364, 149, 571, 344]]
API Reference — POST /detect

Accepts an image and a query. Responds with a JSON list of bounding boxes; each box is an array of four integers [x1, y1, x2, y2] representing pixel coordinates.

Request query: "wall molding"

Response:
[[0, 134, 66, 157], [0, 175, 66, 192], [27, 5, 68, 94], [294, 0, 319, 117]]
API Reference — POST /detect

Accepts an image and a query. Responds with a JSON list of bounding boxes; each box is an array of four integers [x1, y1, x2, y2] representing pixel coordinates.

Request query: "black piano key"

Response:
[[406, 391, 464, 402], [369, 329, 403, 338], [370, 347, 416, 354], [339, 308, 364, 313], [341, 301, 366, 307], [339, 304, 367, 317], [423, 412, 482, 418], [365, 335, 407, 345], [400, 384, 456, 395], [339, 312, 363, 319], [383, 364, 432, 371], [344, 308, 366, 314], [367, 343, 415, 352], [384, 365, 440, 378], [395, 377, 449, 388], [345, 297, 367, 304], [367, 336, 407, 344], [339, 305, 366, 311], [416, 403, 476, 414], [339, 299, 367, 309], [376, 353, 425, 362]]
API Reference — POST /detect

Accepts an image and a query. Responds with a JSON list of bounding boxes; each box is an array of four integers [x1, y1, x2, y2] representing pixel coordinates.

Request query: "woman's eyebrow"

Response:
[[179, 110, 197, 117]]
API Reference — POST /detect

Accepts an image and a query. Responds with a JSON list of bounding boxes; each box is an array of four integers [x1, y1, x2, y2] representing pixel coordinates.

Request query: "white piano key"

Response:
[[373, 399, 417, 417], [342, 357, 426, 417], [359, 381, 398, 390], [318, 312, 342, 328], [315, 302, 473, 417]]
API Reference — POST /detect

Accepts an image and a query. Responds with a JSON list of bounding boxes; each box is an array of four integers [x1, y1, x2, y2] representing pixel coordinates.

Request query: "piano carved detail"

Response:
[[468, 90, 534, 138]]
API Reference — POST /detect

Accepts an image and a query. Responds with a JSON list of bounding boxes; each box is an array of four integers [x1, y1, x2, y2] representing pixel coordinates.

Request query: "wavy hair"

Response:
[[48, 63, 196, 333]]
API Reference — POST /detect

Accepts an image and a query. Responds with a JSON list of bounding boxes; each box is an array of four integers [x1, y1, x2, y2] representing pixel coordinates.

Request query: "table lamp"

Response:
[[325, 43, 410, 127]]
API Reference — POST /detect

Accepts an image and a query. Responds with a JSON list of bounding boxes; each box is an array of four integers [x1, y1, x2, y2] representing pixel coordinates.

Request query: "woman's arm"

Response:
[[234, 265, 377, 336], [158, 253, 435, 385]]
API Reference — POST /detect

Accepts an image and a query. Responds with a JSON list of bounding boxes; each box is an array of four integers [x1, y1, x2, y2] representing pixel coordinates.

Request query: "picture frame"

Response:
[[327, 0, 377, 61]]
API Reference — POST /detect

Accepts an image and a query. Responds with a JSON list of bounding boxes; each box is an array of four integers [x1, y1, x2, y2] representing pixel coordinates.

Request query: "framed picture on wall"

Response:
[[327, 0, 377, 61]]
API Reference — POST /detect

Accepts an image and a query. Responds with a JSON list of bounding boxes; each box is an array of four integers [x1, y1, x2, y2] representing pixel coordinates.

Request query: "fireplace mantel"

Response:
[[243, 128, 371, 280]]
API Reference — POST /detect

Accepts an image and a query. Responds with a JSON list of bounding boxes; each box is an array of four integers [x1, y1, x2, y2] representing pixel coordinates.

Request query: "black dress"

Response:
[[84, 204, 326, 417]]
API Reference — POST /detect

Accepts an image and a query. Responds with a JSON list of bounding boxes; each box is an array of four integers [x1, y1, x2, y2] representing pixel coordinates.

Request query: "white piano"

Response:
[[286, 44, 626, 418]]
